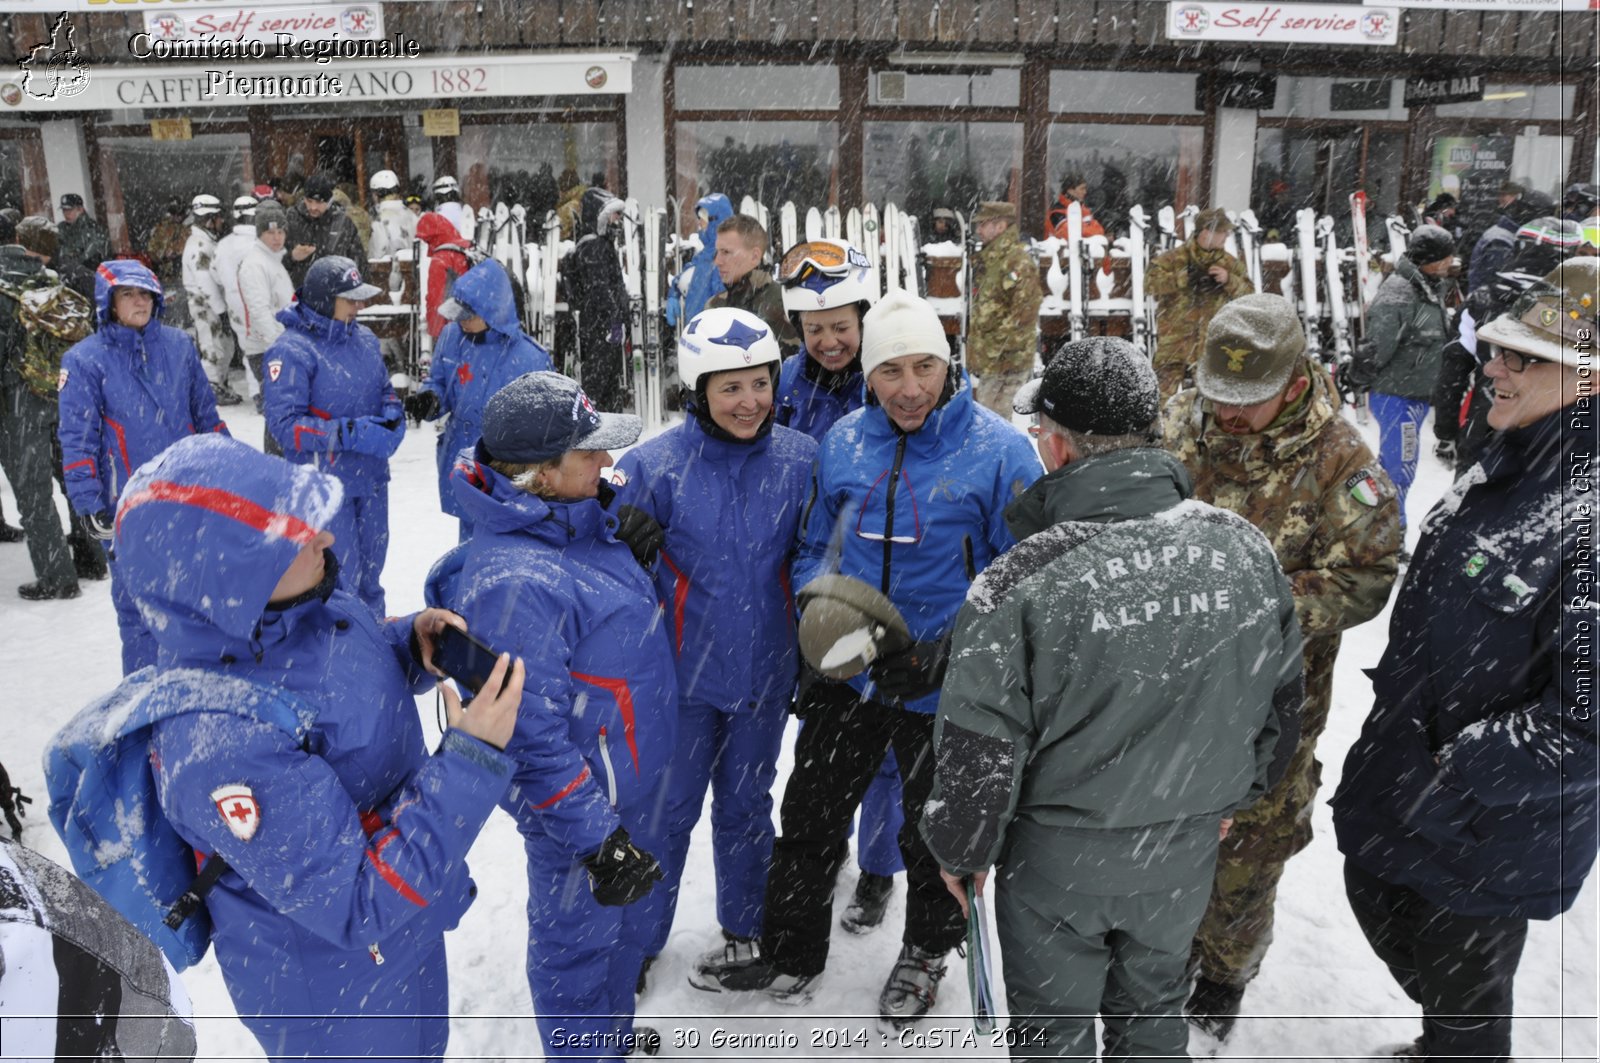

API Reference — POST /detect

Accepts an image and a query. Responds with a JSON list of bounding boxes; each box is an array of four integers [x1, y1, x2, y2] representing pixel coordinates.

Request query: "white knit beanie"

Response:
[[860, 289, 950, 377]]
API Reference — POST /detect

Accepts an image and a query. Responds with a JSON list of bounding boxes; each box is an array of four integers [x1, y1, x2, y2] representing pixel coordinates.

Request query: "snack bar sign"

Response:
[[1168, 3, 1400, 45]]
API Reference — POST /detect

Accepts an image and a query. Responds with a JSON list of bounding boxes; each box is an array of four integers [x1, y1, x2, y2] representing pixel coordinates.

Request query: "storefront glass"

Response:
[[865, 121, 1021, 218], [457, 120, 621, 213], [1046, 124, 1205, 235], [1434, 82, 1574, 121], [677, 64, 840, 110], [1261, 75, 1410, 121], [675, 120, 839, 224], [868, 68, 1020, 108], [94, 131, 252, 252], [0, 127, 50, 216], [1255, 126, 1405, 241]]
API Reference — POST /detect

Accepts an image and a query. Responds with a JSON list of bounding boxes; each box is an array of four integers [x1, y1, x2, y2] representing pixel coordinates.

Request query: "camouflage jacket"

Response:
[[967, 227, 1042, 377], [1146, 240, 1253, 371], [1163, 363, 1400, 643], [706, 269, 799, 354], [147, 217, 187, 283]]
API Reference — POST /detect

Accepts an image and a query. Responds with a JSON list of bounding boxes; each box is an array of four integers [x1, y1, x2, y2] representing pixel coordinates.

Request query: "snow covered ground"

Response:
[[3, 401, 1594, 1061]]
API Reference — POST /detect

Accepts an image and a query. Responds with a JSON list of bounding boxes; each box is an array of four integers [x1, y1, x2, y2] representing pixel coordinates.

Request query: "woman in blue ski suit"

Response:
[[56, 259, 229, 673], [610, 307, 817, 975], [115, 433, 523, 1062], [667, 192, 733, 328], [773, 240, 905, 926], [404, 258, 553, 540], [263, 255, 402, 614], [427, 371, 677, 1061]]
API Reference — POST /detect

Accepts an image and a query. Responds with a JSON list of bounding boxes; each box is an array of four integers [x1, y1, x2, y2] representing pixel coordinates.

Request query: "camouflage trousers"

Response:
[[1191, 636, 1339, 988], [1154, 359, 1191, 406], [973, 366, 1030, 420]]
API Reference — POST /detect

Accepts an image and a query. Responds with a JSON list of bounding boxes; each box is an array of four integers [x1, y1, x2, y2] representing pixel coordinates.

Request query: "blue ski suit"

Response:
[[56, 259, 229, 673], [414, 260, 553, 536], [667, 193, 732, 327], [611, 414, 816, 953], [429, 452, 677, 1062], [263, 300, 403, 614], [113, 433, 513, 1063], [774, 352, 864, 443]]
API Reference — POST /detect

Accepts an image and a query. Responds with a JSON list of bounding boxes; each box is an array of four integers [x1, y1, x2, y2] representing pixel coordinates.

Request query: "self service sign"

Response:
[[1167, 3, 1401, 45]]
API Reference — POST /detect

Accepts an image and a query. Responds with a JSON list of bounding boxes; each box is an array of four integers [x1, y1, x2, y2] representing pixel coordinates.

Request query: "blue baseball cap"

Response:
[[481, 371, 642, 463]]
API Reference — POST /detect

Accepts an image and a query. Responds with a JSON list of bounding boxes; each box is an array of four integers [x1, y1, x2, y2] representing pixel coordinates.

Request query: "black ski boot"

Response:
[[841, 871, 895, 934], [1185, 976, 1245, 1041]]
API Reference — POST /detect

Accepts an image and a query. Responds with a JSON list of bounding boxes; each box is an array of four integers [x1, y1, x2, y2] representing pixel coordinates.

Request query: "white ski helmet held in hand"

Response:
[[779, 238, 877, 315], [796, 574, 912, 680], [677, 307, 783, 392], [369, 169, 400, 194]]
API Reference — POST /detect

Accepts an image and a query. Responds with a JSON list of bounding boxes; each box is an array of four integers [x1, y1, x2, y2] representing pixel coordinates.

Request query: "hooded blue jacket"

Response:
[[794, 379, 1042, 713], [418, 260, 553, 518], [57, 260, 229, 516], [264, 300, 402, 497], [775, 352, 864, 443], [668, 193, 733, 327], [112, 434, 512, 1059], [1332, 409, 1599, 919], [430, 453, 677, 858], [612, 415, 817, 710]]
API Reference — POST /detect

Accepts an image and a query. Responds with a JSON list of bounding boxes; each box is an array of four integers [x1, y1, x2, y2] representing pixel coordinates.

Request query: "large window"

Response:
[[1049, 71, 1200, 116], [0, 126, 50, 216], [864, 121, 1021, 218], [1255, 127, 1406, 241], [1046, 124, 1206, 235], [675, 120, 839, 227], [93, 130, 251, 253], [457, 119, 621, 214], [678, 64, 840, 110]]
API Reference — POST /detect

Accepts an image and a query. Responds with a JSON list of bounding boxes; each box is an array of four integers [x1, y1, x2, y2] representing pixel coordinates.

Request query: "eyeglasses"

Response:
[[1027, 415, 1043, 439], [777, 241, 869, 285], [854, 468, 923, 544], [1486, 343, 1536, 373]]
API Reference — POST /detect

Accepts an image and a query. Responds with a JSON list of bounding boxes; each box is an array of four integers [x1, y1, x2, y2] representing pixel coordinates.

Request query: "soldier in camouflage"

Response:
[[1147, 208, 1253, 404], [705, 214, 799, 354], [967, 201, 1042, 417], [1163, 294, 1401, 1041]]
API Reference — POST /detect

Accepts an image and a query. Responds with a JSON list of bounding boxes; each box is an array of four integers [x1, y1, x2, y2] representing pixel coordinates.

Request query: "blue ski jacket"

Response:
[[775, 352, 863, 443], [112, 434, 512, 1057], [612, 414, 817, 710], [1332, 408, 1599, 919], [668, 193, 732, 327], [264, 300, 403, 497], [430, 452, 678, 858], [57, 260, 229, 516], [794, 379, 1042, 713], [416, 260, 553, 518]]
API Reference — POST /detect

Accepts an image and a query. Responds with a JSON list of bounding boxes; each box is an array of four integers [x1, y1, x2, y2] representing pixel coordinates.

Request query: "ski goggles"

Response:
[[777, 241, 870, 285]]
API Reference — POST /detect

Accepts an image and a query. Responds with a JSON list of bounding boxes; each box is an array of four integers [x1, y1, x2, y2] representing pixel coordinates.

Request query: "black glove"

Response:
[[404, 390, 441, 421], [582, 827, 663, 907], [81, 510, 114, 542], [1334, 358, 1368, 407], [1434, 439, 1456, 463], [868, 636, 951, 702], [613, 505, 664, 568]]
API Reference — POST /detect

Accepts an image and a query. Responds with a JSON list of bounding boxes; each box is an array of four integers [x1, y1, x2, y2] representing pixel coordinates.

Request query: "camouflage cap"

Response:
[[1194, 207, 1233, 233], [1477, 256, 1597, 369], [796, 574, 911, 680], [973, 201, 1017, 225], [1196, 293, 1307, 406]]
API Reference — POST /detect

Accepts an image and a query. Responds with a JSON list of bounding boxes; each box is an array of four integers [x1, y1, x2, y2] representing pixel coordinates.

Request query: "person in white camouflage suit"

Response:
[[182, 194, 242, 406]]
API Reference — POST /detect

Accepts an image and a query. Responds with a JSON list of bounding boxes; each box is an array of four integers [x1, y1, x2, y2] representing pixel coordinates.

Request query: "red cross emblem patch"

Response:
[[456, 362, 474, 384], [267, 360, 282, 382], [211, 785, 261, 842]]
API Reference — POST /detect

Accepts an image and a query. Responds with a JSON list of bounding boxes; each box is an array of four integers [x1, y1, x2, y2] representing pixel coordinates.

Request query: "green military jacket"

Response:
[[57, 215, 109, 276], [706, 268, 799, 354], [922, 446, 1303, 888], [967, 226, 1042, 377], [1146, 239, 1253, 372]]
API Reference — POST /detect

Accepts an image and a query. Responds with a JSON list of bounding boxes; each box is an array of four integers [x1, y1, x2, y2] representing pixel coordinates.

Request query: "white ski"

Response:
[[824, 205, 842, 240], [1235, 209, 1264, 293], [1178, 204, 1199, 243], [1157, 205, 1178, 255], [1128, 204, 1151, 357], [899, 211, 920, 298], [780, 201, 798, 253], [541, 210, 561, 356], [882, 202, 901, 292], [805, 207, 823, 241], [1066, 201, 1086, 343], [1294, 207, 1323, 365], [846, 207, 862, 252], [622, 199, 644, 418], [642, 207, 665, 431]]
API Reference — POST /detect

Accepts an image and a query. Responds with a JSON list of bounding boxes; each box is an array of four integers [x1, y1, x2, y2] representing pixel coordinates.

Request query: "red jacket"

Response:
[[416, 212, 472, 339], [1045, 194, 1105, 241]]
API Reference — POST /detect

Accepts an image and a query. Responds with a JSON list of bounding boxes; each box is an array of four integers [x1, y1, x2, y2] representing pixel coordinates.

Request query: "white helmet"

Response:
[[677, 307, 783, 391], [190, 193, 222, 218], [778, 238, 877, 315], [369, 169, 400, 193], [433, 175, 460, 195], [231, 195, 257, 220]]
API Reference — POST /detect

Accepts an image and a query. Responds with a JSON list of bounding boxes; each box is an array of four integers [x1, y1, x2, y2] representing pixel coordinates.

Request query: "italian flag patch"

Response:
[[1345, 469, 1381, 507]]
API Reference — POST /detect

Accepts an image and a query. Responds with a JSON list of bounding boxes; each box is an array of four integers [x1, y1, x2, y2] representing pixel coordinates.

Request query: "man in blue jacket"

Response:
[[264, 255, 402, 614], [666, 193, 733, 329], [403, 258, 553, 540], [57, 259, 229, 672], [693, 290, 1042, 1028]]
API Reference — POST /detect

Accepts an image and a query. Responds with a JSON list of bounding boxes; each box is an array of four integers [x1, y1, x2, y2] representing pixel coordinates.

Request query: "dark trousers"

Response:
[[1344, 860, 1527, 1063], [0, 375, 75, 588], [762, 679, 965, 979]]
